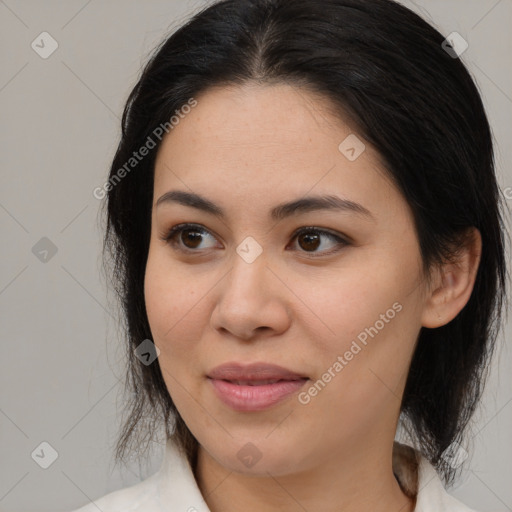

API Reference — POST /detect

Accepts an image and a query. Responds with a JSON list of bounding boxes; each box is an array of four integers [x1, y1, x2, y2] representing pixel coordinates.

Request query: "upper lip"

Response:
[[207, 362, 308, 381]]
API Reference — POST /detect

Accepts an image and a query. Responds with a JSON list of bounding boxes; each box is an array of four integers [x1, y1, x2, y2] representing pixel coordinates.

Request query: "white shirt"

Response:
[[69, 440, 477, 512]]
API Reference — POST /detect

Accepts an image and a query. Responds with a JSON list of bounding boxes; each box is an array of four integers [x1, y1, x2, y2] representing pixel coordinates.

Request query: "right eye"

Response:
[[160, 223, 219, 252]]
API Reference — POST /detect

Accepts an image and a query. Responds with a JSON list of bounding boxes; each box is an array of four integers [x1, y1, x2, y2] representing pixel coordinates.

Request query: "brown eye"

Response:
[[161, 223, 349, 257], [297, 231, 321, 251], [289, 227, 348, 256], [162, 223, 218, 252], [179, 227, 205, 249]]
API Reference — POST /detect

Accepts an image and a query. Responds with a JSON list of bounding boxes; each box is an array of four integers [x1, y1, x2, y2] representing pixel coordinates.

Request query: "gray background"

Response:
[[0, 1, 511, 511]]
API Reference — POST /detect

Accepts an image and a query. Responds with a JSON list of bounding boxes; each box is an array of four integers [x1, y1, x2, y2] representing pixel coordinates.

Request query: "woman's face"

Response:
[[145, 83, 430, 475]]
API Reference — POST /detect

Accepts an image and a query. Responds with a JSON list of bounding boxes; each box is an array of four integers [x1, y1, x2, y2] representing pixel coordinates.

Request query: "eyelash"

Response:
[[160, 223, 350, 258]]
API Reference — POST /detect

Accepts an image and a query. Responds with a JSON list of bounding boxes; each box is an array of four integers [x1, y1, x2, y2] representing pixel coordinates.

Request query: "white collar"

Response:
[[156, 439, 210, 511], [150, 439, 476, 512]]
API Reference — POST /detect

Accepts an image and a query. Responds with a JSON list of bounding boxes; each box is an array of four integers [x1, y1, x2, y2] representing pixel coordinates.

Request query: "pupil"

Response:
[[183, 229, 202, 248], [300, 233, 319, 251]]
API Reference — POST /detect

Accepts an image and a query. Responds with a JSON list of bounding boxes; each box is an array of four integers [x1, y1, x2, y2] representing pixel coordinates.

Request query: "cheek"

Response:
[[144, 253, 209, 415], [292, 264, 404, 347], [144, 252, 204, 361], [294, 255, 421, 393]]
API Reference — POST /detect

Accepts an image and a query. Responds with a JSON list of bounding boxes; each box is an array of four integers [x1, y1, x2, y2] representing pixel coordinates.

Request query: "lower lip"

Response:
[[208, 378, 309, 411]]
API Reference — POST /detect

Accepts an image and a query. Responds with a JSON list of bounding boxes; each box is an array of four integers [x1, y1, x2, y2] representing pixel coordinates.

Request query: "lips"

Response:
[[207, 362, 309, 411], [207, 362, 308, 383], [227, 379, 286, 386]]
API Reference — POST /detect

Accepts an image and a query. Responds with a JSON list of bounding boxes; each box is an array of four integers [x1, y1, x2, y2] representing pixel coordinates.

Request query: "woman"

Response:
[[72, 0, 509, 510]]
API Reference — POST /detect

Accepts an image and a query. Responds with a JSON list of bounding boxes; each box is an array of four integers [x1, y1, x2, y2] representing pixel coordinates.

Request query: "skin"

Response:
[[144, 83, 482, 512]]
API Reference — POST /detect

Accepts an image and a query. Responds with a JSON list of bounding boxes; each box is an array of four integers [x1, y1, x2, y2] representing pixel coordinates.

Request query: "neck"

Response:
[[194, 440, 416, 512]]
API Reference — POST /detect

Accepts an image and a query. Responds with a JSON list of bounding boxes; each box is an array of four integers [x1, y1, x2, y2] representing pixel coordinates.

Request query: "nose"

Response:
[[210, 249, 291, 341]]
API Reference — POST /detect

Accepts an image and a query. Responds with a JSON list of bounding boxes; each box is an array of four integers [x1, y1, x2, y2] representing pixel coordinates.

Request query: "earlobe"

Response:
[[421, 228, 482, 328]]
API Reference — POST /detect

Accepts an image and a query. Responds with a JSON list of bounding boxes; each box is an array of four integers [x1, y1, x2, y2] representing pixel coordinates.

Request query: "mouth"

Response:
[[220, 378, 304, 386], [207, 378, 309, 411], [207, 362, 309, 411], [207, 361, 308, 382]]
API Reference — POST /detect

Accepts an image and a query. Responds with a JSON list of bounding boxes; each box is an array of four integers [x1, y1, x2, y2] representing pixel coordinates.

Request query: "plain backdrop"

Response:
[[0, 1, 511, 511]]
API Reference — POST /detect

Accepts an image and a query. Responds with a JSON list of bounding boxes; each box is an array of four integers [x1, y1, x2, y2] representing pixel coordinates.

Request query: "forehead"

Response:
[[153, 83, 399, 219], [156, 83, 351, 161]]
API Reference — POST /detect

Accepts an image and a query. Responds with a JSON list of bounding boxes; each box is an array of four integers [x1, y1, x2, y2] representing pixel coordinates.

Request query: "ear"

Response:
[[421, 227, 482, 328]]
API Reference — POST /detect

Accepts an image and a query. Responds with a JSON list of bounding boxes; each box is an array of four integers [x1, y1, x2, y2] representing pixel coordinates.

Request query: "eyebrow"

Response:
[[155, 190, 374, 222]]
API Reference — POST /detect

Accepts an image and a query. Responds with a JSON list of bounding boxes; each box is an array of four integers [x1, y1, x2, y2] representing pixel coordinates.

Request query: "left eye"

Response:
[[161, 223, 348, 257], [289, 227, 348, 255]]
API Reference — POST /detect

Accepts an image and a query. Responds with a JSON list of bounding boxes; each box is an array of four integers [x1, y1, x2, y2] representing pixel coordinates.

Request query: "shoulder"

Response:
[[67, 439, 210, 512], [414, 453, 479, 512], [393, 442, 479, 512]]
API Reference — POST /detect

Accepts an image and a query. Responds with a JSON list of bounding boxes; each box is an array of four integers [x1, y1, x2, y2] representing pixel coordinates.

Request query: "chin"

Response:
[[202, 436, 307, 477]]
